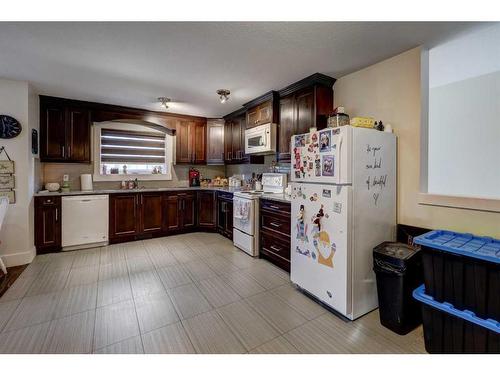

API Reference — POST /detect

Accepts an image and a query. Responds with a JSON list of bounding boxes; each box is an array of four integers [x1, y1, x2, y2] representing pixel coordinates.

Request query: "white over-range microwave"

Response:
[[244, 123, 277, 155]]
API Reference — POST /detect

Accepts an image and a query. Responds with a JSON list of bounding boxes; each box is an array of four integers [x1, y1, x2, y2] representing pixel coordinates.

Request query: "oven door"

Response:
[[233, 196, 255, 235]]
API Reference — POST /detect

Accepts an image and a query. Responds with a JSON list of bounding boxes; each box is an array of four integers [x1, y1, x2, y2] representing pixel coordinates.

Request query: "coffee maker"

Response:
[[189, 167, 200, 187]]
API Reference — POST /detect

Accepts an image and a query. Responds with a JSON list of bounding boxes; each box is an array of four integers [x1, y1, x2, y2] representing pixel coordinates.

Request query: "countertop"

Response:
[[34, 185, 292, 203], [34, 186, 243, 197]]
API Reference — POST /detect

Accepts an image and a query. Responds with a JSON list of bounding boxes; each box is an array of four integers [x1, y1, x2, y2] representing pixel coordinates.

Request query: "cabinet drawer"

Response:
[[260, 230, 290, 261], [261, 212, 290, 237], [260, 199, 291, 214], [37, 196, 61, 206]]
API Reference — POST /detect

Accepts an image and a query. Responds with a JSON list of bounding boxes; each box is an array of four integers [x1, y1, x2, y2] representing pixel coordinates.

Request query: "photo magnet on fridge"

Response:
[[319, 129, 332, 152], [322, 155, 334, 176], [294, 134, 306, 147]]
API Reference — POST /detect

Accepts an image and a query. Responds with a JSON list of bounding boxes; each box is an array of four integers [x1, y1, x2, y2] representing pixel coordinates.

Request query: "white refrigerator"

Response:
[[290, 126, 396, 320]]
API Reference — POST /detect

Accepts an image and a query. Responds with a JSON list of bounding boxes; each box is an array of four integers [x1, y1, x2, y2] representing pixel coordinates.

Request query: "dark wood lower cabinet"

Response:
[[36, 189, 225, 251], [217, 192, 233, 240], [197, 191, 216, 230], [34, 196, 62, 253], [259, 199, 291, 272], [109, 193, 139, 243], [139, 192, 163, 235], [162, 192, 197, 234]]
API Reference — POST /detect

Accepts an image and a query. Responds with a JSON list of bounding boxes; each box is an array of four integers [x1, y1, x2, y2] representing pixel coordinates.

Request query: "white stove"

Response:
[[233, 173, 287, 256]]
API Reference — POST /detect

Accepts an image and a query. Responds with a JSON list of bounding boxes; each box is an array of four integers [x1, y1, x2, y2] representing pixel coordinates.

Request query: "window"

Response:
[[420, 24, 500, 211], [93, 122, 173, 181]]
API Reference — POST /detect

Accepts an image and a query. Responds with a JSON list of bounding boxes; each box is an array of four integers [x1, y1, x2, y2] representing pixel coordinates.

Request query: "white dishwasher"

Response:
[[62, 195, 109, 250]]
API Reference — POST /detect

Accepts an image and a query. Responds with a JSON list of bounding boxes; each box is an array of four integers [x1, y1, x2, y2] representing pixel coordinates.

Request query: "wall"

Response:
[[0, 78, 40, 267], [427, 24, 500, 199], [334, 47, 500, 238]]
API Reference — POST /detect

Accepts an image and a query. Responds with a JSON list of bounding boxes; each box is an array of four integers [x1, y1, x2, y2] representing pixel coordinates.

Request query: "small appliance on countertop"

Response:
[[80, 174, 93, 191], [189, 167, 200, 187]]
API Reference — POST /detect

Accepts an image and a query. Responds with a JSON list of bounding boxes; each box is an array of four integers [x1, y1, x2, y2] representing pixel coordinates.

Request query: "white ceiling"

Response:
[[0, 22, 485, 117]]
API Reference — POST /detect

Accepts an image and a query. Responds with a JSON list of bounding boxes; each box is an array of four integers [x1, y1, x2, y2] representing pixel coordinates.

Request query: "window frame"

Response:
[[92, 121, 174, 182], [418, 48, 500, 213]]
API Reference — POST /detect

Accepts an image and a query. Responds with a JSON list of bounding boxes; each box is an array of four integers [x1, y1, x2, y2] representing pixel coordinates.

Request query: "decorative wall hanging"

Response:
[[0, 147, 15, 204], [0, 115, 22, 139]]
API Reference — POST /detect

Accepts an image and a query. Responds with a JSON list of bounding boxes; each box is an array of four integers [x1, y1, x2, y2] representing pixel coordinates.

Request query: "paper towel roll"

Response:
[[80, 174, 93, 191]]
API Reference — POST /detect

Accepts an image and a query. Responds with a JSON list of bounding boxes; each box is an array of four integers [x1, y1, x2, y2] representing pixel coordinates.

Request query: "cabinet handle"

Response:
[[55, 208, 58, 222], [268, 205, 280, 210], [270, 245, 281, 252], [61, 145, 65, 158], [67, 146, 71, 158], [269, 222, 281, 228]]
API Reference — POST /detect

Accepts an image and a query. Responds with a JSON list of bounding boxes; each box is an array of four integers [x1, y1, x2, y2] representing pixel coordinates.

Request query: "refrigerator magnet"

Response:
[[322, 155, 334, 176], [319, 129, 332, 152], [294, 135, 306, 147]]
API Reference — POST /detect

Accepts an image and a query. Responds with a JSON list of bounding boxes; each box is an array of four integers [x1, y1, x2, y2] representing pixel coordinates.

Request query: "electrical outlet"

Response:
[[63, 174, 69, 182]]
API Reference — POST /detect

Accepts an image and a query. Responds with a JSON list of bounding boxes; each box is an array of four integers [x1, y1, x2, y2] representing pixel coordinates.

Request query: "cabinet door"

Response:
[[181, 194, 196, 230], [258, 101, 272, 124], [237, 115, 249, 163], [197, 191, 216, 228], [109, 194, 138, 239], [207, 121, 224, 164], [278, 96, 295, 161], [163, 194, 181, 232], [139, 193, 163, 233], [35, 197, 61, 252], [66, 108, 90, 162], [193, 121, 206, 164], [176, 121, 192, 164], [231, 119, 242, 161], [40, 104, 66, 161], [246, 107, 259, 128], [295, 89, 315, 135], [224, 120, 233, 163]]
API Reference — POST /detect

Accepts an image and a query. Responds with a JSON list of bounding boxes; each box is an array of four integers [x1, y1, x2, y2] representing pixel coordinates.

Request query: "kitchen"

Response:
[[0, 19, 499, 363]]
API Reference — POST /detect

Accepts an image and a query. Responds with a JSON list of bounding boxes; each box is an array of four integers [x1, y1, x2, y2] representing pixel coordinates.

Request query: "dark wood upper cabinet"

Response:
[[40, 97, 91, 163], [244, 91, 279, 129], [223, 109, 264, 165], [176, 120, 207, 164], [66, 107, 91, 162], [197, 190, 216, 229], [277, 74, 335, 161], [34, 196, 61, 253], [206, 120, 225, 165]]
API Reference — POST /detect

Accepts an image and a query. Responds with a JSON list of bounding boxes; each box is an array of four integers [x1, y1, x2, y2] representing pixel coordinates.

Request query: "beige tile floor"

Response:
[[0, 232, 426, 354]]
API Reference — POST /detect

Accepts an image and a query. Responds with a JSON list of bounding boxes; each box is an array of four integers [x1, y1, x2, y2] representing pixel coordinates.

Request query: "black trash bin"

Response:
[[373, 242, 423, 335]]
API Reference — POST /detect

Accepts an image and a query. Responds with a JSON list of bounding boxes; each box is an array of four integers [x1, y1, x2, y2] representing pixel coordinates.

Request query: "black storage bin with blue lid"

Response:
[[414, 230, 500, 321], [373, 242, 423, 335], [413, 285, 500, 353]]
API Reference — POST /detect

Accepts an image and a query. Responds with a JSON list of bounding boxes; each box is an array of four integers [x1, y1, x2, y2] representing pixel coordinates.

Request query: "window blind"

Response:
[[100, 128, 166, 164]]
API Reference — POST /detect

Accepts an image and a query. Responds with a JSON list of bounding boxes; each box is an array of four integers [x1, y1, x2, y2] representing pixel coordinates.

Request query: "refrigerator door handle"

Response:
[[337, 134, 343, 183]]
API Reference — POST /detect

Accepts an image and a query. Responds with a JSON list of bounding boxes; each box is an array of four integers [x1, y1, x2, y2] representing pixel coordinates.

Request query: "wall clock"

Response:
[[0, 115, 22, 139]]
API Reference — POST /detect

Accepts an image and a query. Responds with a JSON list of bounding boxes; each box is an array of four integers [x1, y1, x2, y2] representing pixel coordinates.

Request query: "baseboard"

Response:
[[0, 247, 36, 267]]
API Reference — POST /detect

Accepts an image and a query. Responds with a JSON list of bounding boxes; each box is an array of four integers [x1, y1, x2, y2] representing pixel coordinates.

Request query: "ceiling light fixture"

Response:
[[158, 97, 171, 109], [217, 89, 230, 104]]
